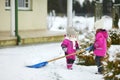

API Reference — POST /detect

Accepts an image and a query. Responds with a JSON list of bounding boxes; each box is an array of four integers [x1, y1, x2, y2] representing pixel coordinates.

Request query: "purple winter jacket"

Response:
[[93, 30, 108, 57], [61, 38, 79, 60]]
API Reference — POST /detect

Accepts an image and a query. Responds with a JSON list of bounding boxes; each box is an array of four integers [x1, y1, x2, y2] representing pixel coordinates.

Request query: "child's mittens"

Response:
[[61, 45, 67, 52], [85, 45, 94, 52], [62, 47, 67, 52]]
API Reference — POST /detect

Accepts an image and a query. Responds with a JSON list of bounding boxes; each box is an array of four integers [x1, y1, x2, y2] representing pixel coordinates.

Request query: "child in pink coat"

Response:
[[93, 28, 108, 74], [94, 19, 108, 74], [87, 19, 108, 74], [61, 27, 79, 70]]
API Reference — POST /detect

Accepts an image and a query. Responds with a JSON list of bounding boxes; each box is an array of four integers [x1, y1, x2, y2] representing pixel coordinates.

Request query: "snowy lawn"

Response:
[[0, 43, 120, 80], [0, 15, 120, 80]]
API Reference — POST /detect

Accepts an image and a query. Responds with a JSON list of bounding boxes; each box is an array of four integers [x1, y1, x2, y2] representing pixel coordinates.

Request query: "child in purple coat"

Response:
[[61, 27, 79, 70]]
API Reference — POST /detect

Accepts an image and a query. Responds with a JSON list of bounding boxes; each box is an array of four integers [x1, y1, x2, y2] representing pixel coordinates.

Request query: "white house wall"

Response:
[[0, 0, 47, 31]]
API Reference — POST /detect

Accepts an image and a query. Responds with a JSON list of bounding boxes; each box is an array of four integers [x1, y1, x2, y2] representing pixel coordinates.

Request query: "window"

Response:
[[5, 0, 11, 7], [5, 0, 31, 10]]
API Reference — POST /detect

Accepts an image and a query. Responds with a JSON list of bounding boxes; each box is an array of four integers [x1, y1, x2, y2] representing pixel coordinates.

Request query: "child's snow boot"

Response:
[[67, 64, 73, 70]]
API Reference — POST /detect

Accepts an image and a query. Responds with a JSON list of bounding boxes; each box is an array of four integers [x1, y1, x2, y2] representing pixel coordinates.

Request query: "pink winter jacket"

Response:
[[93, 30, 108, 57], [61, 38, 79, 60]]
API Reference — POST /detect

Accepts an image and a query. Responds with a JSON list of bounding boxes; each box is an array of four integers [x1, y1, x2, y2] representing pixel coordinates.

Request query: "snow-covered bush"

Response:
[[76, 53, 95, 66], [109, 29, 120, 45], [104, 57, 120, 80], [78, 31, 95, 48]]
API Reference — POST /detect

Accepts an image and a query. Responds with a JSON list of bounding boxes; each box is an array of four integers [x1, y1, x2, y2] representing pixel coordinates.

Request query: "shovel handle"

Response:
[[48, 49, 85, 62]]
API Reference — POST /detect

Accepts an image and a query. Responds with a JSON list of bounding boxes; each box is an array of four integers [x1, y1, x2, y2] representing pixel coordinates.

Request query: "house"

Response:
[[0, 0, 47, 32], [0, 0, 73, 46]]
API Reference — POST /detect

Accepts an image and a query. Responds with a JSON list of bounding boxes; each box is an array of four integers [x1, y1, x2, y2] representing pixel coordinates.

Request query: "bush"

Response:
[[109, 29, 120, 45], [104, 52, 120, 80], [76, 53, 95, 66]]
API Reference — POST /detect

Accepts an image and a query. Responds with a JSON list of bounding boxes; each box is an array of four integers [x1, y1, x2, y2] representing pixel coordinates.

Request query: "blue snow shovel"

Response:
[[26, 49, 86, 68]]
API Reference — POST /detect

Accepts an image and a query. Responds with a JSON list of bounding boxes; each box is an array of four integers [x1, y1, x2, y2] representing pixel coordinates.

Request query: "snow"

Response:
[[0, 43, 120, 80], [75, 0, 115, 6], [108, 45, 120, 61], [0, 43, 104, 80], [49, 16, 120, 31], [0, 16, 120, 80], [75, 0, 93, 6]]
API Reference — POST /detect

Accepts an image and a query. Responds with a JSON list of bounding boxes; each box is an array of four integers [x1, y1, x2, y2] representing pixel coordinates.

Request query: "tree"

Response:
[[82, 0, 91, 16], [115, 0, 120, 4], [103, 0, 113, 16], [58, 0, 67, 14], [48, 0, 67, 15], [90, 0, 96, 16], [73, 1, 82, 16]]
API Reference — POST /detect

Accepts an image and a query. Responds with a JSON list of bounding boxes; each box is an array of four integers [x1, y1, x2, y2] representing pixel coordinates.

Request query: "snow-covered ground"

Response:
[[0, 43, 120, 80], [48, 16, 120, 31], [0, 16, 120, 80]]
